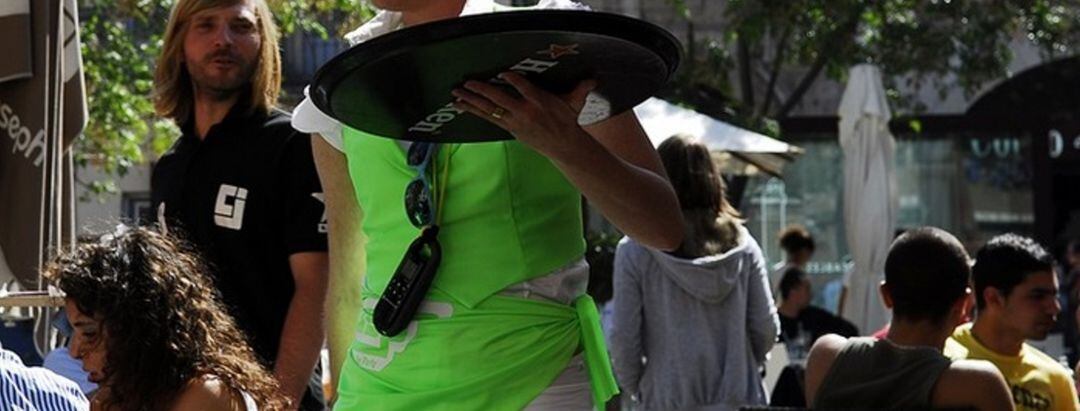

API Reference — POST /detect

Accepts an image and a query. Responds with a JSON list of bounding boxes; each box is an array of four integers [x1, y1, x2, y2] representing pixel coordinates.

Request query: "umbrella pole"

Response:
[[0, 291, 65, 308]]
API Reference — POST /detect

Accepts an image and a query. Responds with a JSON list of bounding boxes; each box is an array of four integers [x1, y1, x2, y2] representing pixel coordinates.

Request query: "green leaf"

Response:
[[663, 0, 1080, 125], [908, 119, 923, 134]]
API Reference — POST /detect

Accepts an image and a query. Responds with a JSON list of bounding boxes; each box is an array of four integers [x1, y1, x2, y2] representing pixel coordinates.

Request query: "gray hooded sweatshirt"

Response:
[[608, 226, 780, 411]]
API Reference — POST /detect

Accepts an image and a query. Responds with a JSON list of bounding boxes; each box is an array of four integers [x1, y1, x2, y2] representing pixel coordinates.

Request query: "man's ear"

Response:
[[961, 288, 974, 320], [949, 288, 972, 327], [983, 286, 1006, 311], [879, 281, 894, 309]]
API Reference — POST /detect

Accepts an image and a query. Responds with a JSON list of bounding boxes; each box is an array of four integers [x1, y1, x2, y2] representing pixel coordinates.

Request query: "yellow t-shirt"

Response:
[[945, 323, 1079, 411]]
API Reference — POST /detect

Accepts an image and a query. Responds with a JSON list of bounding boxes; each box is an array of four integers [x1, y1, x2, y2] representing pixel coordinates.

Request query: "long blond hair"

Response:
[[154, 0, 281, 122]]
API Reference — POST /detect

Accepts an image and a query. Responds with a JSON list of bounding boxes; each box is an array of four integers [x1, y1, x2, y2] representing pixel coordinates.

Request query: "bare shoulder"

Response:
[[807, 334, 848, 367], [932, 359, 1014, 411], [804, 334, 849, 405], [170, 376, 245, 411], [942, 359, 1009, 388]]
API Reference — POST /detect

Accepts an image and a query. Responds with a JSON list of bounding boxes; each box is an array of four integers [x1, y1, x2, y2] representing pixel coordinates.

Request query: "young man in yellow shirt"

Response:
[[946, 234, 1080, 411]]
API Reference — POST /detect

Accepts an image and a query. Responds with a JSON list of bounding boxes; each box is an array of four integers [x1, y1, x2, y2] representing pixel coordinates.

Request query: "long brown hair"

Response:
[[154, 0, 281, 122], [657, 134, 744, 257], [45, 227, 287, 410]]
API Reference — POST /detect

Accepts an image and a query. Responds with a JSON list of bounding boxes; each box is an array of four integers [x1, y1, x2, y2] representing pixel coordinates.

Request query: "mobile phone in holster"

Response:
[[373, 226, 441, 337]]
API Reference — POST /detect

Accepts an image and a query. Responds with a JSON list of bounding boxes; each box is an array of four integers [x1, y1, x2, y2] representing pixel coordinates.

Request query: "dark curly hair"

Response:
[[972, 233, 1056, 310], [44, 227, 287, 410]]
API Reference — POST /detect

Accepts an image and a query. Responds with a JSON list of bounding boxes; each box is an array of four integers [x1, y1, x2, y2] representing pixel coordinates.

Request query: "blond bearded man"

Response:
[[152, 1, 329, 409]]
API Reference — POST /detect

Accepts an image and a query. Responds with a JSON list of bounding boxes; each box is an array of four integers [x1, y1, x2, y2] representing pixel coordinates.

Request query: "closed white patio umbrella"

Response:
[[837, 64, 897, 334]]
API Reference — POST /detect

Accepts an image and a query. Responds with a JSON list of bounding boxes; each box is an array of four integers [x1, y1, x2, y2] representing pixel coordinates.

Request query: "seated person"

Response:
[[43, 309, 98, 396], [946, 233, 1080, 411], [0, 340, 88, 410], [45, 227, 287, 410], [771, 225, 815, 291], [43, 345, 98, 397], [805, 227, 1013, 411], [777, 267, 858, 355]]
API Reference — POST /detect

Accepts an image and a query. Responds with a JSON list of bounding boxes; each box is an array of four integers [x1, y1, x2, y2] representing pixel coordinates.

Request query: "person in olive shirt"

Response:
[[150, 0, 328, 409], [806, 227, 1012, 411], [946, 234, 1080, 411]]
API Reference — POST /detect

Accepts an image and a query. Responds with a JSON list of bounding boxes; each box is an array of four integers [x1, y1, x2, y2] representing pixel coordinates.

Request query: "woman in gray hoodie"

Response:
[[608, 135, 780, 411]]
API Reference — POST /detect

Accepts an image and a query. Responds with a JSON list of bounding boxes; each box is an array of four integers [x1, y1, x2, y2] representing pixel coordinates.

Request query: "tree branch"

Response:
[[687, 19, 696, 67], [758, 25, 792, 118], [775, 7, 865, 119], [738, 34, 754, 110]]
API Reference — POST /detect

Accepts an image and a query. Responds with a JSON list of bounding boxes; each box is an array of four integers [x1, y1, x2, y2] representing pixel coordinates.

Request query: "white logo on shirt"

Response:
[[311, 192, 327, 233], [353, 297, 453, 372], [214, 184, 248, 230]]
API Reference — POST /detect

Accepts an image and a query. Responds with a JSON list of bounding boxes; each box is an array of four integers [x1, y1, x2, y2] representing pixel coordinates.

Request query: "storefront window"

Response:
[[742, 132, 1034, 312]]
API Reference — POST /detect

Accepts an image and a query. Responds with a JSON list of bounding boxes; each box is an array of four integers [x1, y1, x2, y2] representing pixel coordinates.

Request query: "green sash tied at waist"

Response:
[[335, 289, 617, 410]]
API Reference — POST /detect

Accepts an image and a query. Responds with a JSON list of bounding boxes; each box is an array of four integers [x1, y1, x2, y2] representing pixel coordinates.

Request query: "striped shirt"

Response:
[[0, 344, 89, 411]]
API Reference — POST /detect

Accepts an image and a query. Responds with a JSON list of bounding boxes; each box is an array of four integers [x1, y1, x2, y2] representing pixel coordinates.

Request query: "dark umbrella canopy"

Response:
[[0, 0, 85, 290], [967, 56, 1080, 125]]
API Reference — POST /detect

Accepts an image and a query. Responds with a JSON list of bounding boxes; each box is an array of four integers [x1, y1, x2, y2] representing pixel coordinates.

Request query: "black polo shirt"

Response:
[[151, 103, 327, 410]]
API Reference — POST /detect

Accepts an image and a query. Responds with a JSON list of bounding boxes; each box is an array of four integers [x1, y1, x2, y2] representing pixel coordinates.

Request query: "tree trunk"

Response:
[[738, 35, 755, 110], [758, 26, 792, 118]]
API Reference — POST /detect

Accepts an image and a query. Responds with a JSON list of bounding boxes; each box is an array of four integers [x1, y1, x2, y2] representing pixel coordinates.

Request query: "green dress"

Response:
[[334, 127, 618, 410]]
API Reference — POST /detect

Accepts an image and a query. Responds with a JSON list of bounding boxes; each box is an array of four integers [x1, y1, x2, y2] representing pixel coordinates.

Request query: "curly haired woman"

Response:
[[45, 227, 288, 411]]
